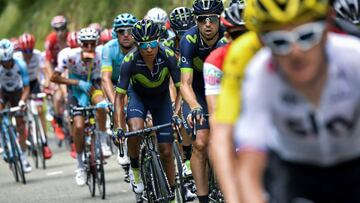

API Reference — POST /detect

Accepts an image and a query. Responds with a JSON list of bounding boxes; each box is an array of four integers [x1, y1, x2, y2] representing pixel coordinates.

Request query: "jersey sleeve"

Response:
[[203, 47, 225, 96], [55, 49, 68, 73], [234, 50, 272, 151], [178, 33, 195, 73], [215, 32, 262, 124], [101, 43, 113, 73], [165, 48, 181, 87], [44, 34, 54, 62], [18, 60, 30, 86], [115, 59, 132, 94]]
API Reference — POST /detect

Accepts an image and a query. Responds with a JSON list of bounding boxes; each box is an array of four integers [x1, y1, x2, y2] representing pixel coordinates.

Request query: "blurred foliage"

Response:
[[0, 0, 193, 49]]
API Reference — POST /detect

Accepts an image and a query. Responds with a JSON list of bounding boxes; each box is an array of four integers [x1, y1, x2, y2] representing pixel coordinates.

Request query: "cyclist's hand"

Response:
[[18, 100, 27, 111], [112, 127, 125, 145], [172, 114, 182, 129], [78, 80, 92, 93], [187, 107, 205, 128], [96, 100, 109, 109]]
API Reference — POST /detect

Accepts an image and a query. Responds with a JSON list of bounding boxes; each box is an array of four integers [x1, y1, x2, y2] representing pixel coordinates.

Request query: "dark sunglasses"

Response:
[[196, 15, 220, 24], [82, 42, 97, 47], [116, 28, 132, 35], [54, 26, 67, 32]]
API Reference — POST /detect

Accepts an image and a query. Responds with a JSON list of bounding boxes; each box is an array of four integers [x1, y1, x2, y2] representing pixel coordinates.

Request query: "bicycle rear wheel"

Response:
[[27, 124, 39, 169], [173, 142, 185, 203]]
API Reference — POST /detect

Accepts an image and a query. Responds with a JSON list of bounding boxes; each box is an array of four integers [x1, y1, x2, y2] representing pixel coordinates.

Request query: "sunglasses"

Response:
[[81, 42, 97, 48], [261, 21, 326, 55], [196, 15, 220, 24], [138, 40, 159, 49], [54, 26, 67, 32], [116, 28, 132, 35]]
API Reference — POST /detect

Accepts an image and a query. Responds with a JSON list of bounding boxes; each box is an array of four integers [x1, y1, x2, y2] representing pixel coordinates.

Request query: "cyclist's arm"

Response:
[[178, 38, 201, 109], [114, 60, 131, 130], [167, 49, 182, 115], [19, 62, 30, 101], [101, 44, 116, 103], [50, 71, 79, 86], [44, 39, 54, 88]]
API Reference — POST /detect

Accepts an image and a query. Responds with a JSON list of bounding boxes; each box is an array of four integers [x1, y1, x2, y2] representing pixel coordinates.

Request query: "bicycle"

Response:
[[192, 115, 225, 203], [26, 93, 48, 169], [116, 123, 175, 203], [69, 105, 106, 199], [0, 106, 26, 184]]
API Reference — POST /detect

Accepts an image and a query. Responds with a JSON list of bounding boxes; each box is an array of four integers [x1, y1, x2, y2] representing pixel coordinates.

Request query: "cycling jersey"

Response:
[[203, 44, 230, 96], [116, 45, 180, 143], [235, 33, 360, 166], [45, 32, 69, 67], [215, 31, 262, 124], [101, 39, 126, 83], [13, 49, 44, 82], [56, 47, 102, 90], [0, 58, 29, 92], [116, 45, 180, 97], [179, 26, 225, 97]]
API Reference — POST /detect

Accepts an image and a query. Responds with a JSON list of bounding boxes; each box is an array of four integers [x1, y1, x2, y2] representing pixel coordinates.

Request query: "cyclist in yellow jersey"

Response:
[[210, 0, 263, 202]]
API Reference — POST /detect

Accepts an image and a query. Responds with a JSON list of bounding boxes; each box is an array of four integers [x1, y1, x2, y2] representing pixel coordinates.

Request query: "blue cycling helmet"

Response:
[[193, 0, 224, 15], [0, 39, 14, 61], [113, 13, 138, 31]]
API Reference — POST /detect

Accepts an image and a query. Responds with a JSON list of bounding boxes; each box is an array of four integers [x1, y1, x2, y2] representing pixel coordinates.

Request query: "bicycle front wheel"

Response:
[[150, 151, 172, 202], [9, 127, 26, 184], [95, 140, 106, 199], [173, 142, 185, 203]]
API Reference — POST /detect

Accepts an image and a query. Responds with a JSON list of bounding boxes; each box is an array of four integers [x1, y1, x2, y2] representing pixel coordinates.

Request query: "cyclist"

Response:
[[88, 22, 102, 35], [15, 33, 53, 159], [50, 28, 110, 186], [101, 13, 138, 168], [179, 0, 225, 202], [169, 6, 196, 177], [113, 19, 181, 196], [44, 15, 69, 143], [0, 39, 31, 172], [233, 0, 360, 202], [146, 7, 176, 42]]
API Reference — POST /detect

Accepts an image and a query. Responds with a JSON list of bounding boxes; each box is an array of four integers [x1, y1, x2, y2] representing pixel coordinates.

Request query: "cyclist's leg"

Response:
[[149, 93, 175, 189], [91, 88, 112, 156], [127, 89, 147, 193], [52, 86, 65, 139], [182, 97, 210, 200]]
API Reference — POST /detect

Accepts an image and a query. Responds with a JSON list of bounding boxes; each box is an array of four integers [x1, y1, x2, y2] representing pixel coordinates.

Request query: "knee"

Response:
[[159, 144, 173, 162]]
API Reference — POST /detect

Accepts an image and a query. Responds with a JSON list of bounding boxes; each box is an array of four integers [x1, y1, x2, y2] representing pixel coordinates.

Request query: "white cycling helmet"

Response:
[[77, 27, 100, 45], [146, 7, 168, 25], [0, 39, 14, 61]]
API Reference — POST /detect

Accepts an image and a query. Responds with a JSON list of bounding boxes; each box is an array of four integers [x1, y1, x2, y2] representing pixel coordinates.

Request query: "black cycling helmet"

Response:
[[131, 19, 160, 42], [221, 0, 246, 27], [170, 7, 196, 31], [333, 0, 360, 25], [193, 0, 224, 15]]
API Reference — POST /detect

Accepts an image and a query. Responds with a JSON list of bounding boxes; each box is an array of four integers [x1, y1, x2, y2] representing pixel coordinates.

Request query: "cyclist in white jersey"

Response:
[[51, 28, 110, 186], [234, 0, 360, 203], [15, 33, 53, 160]]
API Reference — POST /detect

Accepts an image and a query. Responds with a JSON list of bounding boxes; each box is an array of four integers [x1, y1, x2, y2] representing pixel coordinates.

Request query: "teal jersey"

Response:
[[101, 39, 126, 83]]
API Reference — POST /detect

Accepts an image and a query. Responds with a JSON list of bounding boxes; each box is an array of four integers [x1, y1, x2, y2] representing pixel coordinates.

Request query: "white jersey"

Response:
[[235, 33, 360, 166], [56, 47, 102, 81], [13, 49, 44, 81], [0, 58, 29, 92]]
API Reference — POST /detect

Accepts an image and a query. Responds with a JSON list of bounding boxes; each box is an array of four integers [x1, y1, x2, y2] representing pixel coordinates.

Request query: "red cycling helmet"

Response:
[[100, 28, 112, 44], [66, 31, 79, 48], [18, 33, 35, 52]]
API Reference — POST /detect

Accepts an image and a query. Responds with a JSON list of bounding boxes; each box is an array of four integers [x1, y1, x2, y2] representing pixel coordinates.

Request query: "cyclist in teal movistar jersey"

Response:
[[101, 13, 138, 104], [179, 1, 225, 202], [113, 19, 181, 197]]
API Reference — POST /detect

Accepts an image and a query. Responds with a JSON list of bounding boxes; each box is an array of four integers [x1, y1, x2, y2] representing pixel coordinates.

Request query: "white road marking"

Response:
[[46, 171, 63, 176]]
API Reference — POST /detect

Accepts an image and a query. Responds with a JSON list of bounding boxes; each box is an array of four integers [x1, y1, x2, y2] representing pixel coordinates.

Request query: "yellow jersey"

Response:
[[214, 31, 262, 124]]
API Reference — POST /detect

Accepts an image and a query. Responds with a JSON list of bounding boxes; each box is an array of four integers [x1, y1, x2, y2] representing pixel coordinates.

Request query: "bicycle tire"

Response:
[[9, 126, 26, 184], [173, 142, 186, 203], [95, 138, 106, 199], [5, 134, 19, 182], [140, 145, 154, 202], [34, 117, 46, 169], [27, 123, 39, 169], [150, 150, 171, 202], [86, 139, 96, 197]]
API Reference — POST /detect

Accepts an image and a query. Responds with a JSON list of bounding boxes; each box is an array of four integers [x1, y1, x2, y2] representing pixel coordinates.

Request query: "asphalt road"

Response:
[[0, 135, 202, 203]]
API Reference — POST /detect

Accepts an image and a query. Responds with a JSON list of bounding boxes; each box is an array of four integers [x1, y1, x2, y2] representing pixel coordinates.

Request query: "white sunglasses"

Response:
[[261, 21, 326, 55]]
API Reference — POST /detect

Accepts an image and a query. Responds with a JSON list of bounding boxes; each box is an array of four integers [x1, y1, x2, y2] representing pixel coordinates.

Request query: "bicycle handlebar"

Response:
[[0, 106, 22, 114]]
